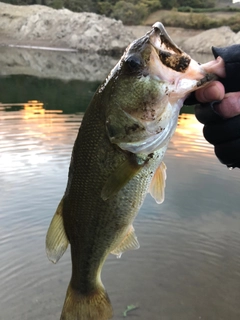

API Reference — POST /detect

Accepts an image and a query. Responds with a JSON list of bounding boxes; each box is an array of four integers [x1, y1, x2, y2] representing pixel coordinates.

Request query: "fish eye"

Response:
[[126, 55, 142, 70]]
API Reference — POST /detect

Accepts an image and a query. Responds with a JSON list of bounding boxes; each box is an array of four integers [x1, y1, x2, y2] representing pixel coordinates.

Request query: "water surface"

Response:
[[1, 48, 240, 320]]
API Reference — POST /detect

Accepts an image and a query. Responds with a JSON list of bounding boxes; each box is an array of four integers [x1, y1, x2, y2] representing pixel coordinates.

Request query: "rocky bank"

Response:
[[1, 2, 240, 54], [1, 3, 240, 81], [0, 2, 133, 54], [182, 26, 240, 53]]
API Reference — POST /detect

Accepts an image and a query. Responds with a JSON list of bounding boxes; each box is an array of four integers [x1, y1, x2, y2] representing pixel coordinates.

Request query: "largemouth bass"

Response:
[[46, 22, 215, 320]]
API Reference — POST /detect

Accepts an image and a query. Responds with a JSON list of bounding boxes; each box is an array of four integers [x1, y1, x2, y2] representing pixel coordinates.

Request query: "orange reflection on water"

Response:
[[0, 100, 63, 119], [23, 100, 63, 119], [0, 108, 214, 175], [170, 113, 214, 158], [23, 100, 45, 117], [0, 100, 82, 173]]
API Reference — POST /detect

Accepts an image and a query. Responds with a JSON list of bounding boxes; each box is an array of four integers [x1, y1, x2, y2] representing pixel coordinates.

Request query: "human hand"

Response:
[[193, 57, 240, 168], [196, 57, 240, 118]]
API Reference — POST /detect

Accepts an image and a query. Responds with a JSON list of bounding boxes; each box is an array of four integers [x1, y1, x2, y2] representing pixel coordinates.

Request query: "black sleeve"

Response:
[[195, 103, 240, 168]]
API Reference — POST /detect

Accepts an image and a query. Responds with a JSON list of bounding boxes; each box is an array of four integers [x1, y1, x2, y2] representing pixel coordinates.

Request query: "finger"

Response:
[[195, 103, 223, 125], [201, 57, 226, 78], [214, 92, 240, 118], [195, 81, 225, 103], [203, 114, 240, 144]]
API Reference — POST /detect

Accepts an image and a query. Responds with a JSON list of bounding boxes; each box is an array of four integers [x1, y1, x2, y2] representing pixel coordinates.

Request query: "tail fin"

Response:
[[60, 283, 113, 320]]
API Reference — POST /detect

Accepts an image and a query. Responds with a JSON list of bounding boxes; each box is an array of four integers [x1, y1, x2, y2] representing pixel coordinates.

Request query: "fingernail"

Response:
[[211, 100, 224, 118]]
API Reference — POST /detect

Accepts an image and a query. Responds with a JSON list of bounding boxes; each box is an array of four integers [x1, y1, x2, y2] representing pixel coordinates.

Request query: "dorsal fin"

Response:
[[149, 161, 167, 204], [46, 197, 69, 264], [111, 225, 140, 258]]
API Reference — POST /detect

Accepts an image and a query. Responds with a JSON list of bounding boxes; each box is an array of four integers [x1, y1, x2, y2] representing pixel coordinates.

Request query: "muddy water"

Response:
[[1, 48, 240, 320]]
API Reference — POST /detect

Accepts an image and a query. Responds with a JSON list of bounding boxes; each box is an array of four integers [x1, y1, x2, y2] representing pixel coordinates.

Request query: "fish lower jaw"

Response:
[[177, 78, 199, 91], [169, 78, 198, 98]]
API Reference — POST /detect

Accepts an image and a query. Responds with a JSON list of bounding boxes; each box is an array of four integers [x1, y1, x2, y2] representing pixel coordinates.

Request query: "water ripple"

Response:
[[1, 108, 240, 319]]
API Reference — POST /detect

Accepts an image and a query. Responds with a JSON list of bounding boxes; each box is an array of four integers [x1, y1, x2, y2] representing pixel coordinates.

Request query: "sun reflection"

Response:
[[23, 100, 44, 114], [0, 107, 214, 177], [23, 100, 63, 119], [177, 113, 203, 137], [0, 100, 63, 119], [0, 100, 83, 176], [170, 113, 214, 158]]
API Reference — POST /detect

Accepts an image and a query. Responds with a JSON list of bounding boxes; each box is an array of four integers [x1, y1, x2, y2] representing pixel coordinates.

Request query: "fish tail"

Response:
[[60, 283, 113, 320]]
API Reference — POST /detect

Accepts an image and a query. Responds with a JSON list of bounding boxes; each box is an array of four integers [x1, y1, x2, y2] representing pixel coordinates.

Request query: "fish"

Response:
[[46, 22, 215, 320]]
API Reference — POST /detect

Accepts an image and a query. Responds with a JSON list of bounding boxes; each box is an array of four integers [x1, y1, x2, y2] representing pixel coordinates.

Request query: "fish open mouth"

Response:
[[146, 22, 216, 87], [149, 22, 191, 73]]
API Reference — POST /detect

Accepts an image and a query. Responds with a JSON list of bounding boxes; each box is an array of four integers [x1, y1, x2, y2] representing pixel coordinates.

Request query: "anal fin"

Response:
[[111, 225, 140, 258], [46, 197, 69, 264], [149, 161, 167, 204]]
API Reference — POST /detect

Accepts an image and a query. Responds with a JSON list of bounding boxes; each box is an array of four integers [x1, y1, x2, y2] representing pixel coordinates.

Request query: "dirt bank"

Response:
[[0, 2, 133, 54], [0, 3, 203, 52], [2, 2, 240, 55], [125, 25, 203, 44], [182, 26, 240, 53], [1, 0, 240, 78]]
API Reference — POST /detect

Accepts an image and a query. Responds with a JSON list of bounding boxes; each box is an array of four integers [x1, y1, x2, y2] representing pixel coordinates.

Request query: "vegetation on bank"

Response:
[[1, 0, 240, 31], [146, 9, 240, 32]]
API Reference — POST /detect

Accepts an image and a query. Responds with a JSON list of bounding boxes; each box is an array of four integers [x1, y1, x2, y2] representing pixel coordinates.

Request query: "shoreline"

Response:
[[0, 26, 203, 54], [0, 35, 75, 52], [0, 3, 239, 55], [7, 44, 77, 53]]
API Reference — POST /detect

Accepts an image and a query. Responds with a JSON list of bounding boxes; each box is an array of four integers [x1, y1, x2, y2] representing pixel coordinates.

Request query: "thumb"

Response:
[[195, 81, 225, 103], [214, 92, 240, 118]]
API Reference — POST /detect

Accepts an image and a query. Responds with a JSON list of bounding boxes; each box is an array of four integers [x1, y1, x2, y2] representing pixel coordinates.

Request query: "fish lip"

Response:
[[150, 22, 183, 54]]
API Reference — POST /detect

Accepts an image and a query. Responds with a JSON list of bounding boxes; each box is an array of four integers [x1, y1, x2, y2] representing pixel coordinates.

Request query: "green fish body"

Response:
[[46, 22, 215, 320]]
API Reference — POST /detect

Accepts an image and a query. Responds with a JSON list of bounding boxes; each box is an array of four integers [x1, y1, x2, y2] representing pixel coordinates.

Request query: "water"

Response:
[[1, 47, 240, 320]]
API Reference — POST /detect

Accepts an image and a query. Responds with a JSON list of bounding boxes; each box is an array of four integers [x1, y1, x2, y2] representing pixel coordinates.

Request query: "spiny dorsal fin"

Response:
[[111, 225, 140, 258], [46, 197, 69, 264], [101, 156, 145, 201], [149, 161, 167, 204]]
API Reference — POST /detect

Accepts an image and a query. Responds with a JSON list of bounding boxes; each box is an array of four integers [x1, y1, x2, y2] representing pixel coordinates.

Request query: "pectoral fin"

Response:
[[111, 225, 140, 258], [101, 156, 145, 201], [149, 161, 167, 204], [46, 197, 69, 264]]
